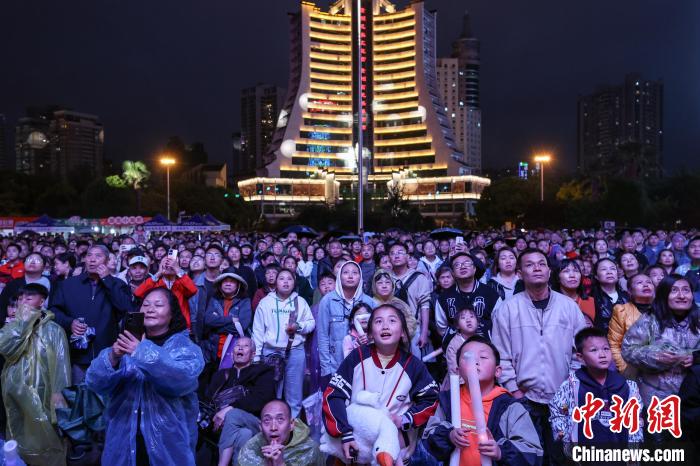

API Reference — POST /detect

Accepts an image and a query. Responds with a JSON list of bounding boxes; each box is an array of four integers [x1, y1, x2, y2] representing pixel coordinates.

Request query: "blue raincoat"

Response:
[[85, 331, 204, 466]]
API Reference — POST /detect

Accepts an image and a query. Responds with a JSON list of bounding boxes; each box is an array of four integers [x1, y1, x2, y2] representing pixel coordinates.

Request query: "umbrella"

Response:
[[429, 227, 463, 239], [282, 225, 319, 238], [321, 229, 351, 242], [338, 234, 361, 243]]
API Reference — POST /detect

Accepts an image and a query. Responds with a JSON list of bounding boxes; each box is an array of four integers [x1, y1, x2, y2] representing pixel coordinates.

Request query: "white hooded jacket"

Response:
[[252, 290, 315, 359]]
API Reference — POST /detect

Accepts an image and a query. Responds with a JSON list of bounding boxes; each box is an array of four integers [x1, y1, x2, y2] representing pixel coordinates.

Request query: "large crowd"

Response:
[[0, 225, 698, 465]]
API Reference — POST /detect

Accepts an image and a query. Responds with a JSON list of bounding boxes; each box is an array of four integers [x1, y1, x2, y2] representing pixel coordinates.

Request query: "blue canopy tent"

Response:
[[172, 214, 210, 232], [141, 214, 173, 232], [14, 215, 74, 234], [203, 214, 230, 232]]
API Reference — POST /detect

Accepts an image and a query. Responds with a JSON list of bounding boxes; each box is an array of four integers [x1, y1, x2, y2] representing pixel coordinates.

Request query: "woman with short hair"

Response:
[[86, 287, 205, 466]]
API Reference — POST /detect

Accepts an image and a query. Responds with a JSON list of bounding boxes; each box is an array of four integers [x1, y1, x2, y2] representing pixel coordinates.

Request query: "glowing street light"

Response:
[[533, 153, 552, 203], [160, 156, 176, 220]]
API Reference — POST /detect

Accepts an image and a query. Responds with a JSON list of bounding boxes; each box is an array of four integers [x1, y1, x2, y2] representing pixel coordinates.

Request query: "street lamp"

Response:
[[533, 153, 552, 203], [160, 156, 176, 220]]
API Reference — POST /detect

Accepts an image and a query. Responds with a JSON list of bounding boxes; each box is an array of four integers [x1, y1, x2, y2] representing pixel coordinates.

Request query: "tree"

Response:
[[105, 161, 151, 212], [475, 177, 538, 227], [383, 182, 410, 219]]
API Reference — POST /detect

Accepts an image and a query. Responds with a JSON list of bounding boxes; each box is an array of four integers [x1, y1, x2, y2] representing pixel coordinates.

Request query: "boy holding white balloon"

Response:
[[423, 336, 543, 465]]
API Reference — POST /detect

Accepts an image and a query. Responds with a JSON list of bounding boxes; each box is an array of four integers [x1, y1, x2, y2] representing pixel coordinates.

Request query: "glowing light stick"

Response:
[[421, 348, 443, 362], [464, 351, 492, 466], [353, 315, 367, 336], [234, 321, 244, 338], [449, 373, 461, 466]]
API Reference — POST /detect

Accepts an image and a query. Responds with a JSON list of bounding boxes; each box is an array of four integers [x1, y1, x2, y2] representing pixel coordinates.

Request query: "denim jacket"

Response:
[[316, 261, 376, 376]]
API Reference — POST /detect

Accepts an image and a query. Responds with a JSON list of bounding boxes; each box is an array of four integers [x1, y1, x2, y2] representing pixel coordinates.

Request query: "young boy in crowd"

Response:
[[443, 307, 479, 379], [549, 328, 644, 459], [424, 336, 542, 465], [306, 272, 336, 396]]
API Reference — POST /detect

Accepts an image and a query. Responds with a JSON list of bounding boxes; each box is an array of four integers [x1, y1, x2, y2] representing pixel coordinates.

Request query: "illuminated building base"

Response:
[[238, 169, 490, 220]]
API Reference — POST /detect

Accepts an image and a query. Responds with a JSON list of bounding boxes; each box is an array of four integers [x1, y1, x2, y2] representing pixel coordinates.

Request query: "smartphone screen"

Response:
[[124, 312, 145, 340]]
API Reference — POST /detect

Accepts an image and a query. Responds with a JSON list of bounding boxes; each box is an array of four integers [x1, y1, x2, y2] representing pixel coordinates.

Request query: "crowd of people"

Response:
[[0, 225, 698, 465]]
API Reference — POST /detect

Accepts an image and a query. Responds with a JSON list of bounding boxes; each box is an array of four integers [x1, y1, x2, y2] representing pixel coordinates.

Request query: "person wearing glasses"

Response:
[[388, 242, 432, 359], [190, 244, 226, 342], [435, 251, 502, 341]]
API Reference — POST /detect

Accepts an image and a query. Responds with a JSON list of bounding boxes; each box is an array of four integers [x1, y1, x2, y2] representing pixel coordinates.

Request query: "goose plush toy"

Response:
[[320, 390, 402, 466]]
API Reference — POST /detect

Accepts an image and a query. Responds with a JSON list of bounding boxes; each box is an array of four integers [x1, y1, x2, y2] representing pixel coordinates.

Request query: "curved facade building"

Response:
[[238, 0, 490, 220]]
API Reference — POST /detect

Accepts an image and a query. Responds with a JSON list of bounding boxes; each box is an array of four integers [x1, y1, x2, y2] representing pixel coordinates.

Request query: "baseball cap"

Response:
[[129, 256, 150, 267]]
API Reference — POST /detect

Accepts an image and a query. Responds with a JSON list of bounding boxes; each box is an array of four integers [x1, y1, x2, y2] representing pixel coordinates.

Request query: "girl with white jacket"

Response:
[[252, 269, 315, 417]]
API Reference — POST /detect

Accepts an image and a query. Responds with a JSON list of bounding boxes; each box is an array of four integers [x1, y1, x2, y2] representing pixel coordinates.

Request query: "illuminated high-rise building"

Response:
[[15, 107, 103, 180], [578, 73, 663, 178], [239, 0, 490, 220], [436, 11, 482, 171], [234, 84, 286, 181]]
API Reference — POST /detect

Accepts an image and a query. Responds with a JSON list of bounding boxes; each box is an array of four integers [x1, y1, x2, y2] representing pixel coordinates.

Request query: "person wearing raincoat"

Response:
[[0, 283, 70, 466], [86, 287, 204, 466]]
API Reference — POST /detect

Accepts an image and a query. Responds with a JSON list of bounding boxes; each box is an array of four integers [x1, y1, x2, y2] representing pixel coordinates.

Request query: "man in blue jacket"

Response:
[[51, 245, 136, 383]]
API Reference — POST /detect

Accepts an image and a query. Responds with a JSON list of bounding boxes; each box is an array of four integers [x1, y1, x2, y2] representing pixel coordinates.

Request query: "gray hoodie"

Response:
[[316, 261, 376, 376]]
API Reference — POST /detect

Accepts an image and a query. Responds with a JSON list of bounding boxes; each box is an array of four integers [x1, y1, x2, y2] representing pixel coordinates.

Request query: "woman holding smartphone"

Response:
[[86, 287, 204, 466]]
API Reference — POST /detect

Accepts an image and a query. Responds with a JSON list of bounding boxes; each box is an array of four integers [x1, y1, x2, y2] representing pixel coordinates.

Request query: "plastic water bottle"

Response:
[[4, 440, 26, 466]]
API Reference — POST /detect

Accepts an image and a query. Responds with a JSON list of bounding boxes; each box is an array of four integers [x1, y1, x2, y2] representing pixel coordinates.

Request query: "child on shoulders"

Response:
[[342, 302, 372, 357]]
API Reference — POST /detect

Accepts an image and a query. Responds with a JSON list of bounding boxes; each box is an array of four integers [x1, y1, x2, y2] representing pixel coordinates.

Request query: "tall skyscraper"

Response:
[[437, 11, 482, 172], [233, 84, 286, 180], [15, 107, 104, 180], [238, 0, 489, 220], [15, 106, 55, 176], [578, 73, 663, 178]]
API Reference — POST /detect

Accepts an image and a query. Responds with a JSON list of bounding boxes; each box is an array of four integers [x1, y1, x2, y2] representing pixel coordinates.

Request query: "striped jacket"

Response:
[[322, 344, 439, 456]]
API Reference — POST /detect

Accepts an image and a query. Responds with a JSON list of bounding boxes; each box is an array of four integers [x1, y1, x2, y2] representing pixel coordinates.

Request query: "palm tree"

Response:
[[122, 161, 150, 213]]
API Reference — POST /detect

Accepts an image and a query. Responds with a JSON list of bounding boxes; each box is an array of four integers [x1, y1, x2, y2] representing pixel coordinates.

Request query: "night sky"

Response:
[[1, 0, 698, 173]]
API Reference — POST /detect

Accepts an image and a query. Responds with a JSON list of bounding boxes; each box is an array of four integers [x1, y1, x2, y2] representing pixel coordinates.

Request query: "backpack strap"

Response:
[[394, 272, 420, 301]]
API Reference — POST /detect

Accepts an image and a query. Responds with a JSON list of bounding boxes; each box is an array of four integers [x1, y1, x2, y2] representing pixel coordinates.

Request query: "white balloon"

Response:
[[26, 131, 48, 149], [298, 93, 310, 111], [280, 139, 296, 158]]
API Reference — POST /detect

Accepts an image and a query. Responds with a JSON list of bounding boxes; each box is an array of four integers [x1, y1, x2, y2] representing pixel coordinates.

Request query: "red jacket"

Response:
[[134, 275, 198, 328], [0, 261, 24, 284]]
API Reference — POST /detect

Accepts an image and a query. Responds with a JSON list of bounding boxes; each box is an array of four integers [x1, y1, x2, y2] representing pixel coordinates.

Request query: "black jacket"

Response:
[[437, 281, 501, 338], [206, 363, 276, 417], [424, 390, 541, 466], [680, 364, 700, 444], [229, 265, 257, 300], [50, 273, 136, 365]]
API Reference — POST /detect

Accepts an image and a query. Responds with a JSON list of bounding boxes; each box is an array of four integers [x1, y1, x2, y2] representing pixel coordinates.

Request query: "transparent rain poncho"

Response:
[[85, 330, 204, 466], [0, 305, 70, 466]]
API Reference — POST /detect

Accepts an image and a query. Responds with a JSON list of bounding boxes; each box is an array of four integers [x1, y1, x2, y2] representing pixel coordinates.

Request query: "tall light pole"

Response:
[[352, 0, 364, 235], [533, 153, 552, 203], [160, 157, 176, 220]]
